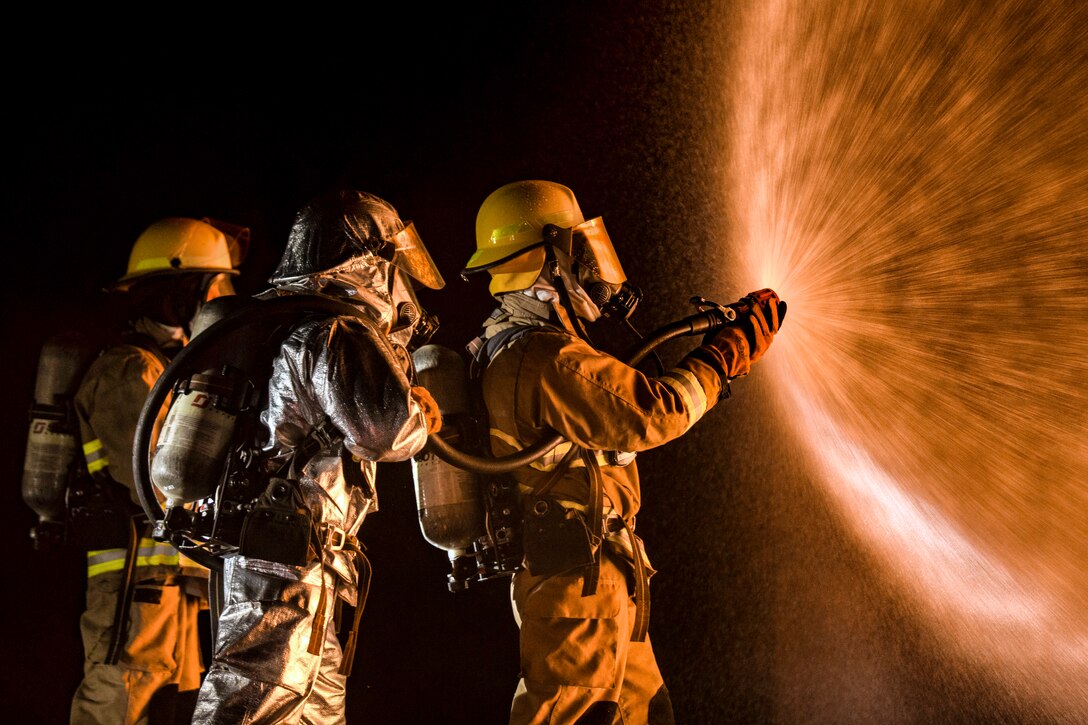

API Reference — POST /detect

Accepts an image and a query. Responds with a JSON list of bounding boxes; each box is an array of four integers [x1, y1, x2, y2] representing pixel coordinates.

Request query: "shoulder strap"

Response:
[[468, 323, 546, 381]]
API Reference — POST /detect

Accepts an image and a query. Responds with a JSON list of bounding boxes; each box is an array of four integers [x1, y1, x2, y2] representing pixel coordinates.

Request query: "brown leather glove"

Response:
[[411, 385, 442, 435], [703, 289, 782, 379], [742, 292, 779, 366], [703, 326, 753, 379]]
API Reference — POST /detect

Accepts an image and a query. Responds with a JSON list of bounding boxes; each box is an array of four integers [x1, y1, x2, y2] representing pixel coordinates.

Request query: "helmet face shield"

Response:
[[390, 222, 445, 290], [572, 217, 625, 285]]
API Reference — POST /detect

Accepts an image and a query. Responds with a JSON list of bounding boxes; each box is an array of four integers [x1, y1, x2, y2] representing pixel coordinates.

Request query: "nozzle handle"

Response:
[[689, 290, 787, 338]]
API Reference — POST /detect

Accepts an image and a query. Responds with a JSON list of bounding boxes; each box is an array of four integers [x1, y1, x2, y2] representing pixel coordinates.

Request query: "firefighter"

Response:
[[191, 189, 443, 724], [461, 180, 782, 724], [70, 217, 241, 724]]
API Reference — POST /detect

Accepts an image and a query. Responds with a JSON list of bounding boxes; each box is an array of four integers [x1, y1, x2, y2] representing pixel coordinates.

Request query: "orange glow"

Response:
[[727, 0, 1088, 716]]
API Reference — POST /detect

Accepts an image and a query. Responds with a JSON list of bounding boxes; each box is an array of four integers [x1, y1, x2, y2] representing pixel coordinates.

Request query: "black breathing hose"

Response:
[[133, 293, 779, 544], [132, 294, 378, 562], [424, 305, 735, 475]]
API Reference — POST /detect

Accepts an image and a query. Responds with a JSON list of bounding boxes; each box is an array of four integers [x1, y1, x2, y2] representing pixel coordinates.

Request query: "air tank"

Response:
[[22, 331, 99, 547], [410, 344, 487, 585], [150, 296, 256, 505]]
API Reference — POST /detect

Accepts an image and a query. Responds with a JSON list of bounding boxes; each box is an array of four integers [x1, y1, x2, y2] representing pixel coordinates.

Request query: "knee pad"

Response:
[[648, 684, 675, 725], [576, 700, 619, 724]]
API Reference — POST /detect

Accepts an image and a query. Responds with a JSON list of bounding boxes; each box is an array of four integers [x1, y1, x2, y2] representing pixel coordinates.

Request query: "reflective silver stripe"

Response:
[[660, 368, 707, 430], [86, 548, 127, 577], [535, 440, 576, 472], [513, 487, 618, 517], [82, 438, 110, 475], [489, 428, 610, 471]]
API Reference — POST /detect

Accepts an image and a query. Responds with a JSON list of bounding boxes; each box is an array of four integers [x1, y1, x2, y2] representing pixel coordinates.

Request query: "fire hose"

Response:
[[424, 291, 785, 474]]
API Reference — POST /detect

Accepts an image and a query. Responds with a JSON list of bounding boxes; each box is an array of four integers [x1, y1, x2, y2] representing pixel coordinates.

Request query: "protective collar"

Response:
[[272, 254, 396, 334]]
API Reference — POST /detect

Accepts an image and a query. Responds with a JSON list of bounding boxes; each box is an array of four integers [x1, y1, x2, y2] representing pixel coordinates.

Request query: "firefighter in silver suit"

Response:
[[192, 189, 444, 724]]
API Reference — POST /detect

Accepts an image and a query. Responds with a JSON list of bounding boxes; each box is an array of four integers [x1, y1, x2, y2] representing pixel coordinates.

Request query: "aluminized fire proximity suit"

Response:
[[193, 189, 442, 724]]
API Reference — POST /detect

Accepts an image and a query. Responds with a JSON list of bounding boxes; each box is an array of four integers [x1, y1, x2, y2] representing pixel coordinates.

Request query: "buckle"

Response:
[[324, 525, 350, 551], [603, 514, 625, 534]]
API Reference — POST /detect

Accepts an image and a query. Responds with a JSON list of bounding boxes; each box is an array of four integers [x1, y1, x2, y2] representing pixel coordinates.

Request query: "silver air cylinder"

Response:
[[411, 344, 486, 564], [151, 370, 241, 504], [150, 297, 254, 505], [22, 332, 98, 539]]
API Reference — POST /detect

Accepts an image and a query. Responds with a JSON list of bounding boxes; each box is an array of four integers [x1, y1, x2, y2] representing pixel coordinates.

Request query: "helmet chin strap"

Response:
[[544, 245, 595, 345]]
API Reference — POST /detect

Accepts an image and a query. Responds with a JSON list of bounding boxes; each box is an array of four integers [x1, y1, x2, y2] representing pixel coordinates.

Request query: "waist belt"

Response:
[[530, 444, 650, 643]]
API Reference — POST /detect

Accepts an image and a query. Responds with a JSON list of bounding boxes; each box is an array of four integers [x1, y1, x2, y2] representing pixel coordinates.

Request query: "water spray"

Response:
[[729, 0, 1088, 716]]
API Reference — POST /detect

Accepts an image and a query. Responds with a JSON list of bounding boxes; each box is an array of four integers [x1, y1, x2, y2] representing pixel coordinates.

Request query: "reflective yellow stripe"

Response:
[[489, 427, 523, 450], [490, 428, 557, 471], [82, 438, 110, 474], [534, 440, 577, 472], [86, 539, 181, 578], [131, 256, 175, 272], [86, 549, 126, 577], [660, 368, 708, 430], [489, 428, 610, 471]]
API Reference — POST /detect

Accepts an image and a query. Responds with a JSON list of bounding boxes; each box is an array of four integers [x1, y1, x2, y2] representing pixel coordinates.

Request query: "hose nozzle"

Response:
[[688, 289, 787, 337]]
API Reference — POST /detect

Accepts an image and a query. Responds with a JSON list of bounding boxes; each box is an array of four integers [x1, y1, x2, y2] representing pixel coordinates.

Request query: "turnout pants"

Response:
[[70, 570, 204, 725], [510, 547, 674, 725]]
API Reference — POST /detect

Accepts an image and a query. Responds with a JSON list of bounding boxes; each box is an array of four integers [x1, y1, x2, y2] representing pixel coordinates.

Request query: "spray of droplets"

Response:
[[728, 0, 1088, 714]]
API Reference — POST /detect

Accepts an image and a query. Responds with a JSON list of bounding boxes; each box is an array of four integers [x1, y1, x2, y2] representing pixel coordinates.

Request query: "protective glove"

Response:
[[703, 326, 753, 380], [410, 385, 442, 435], [703, 289, 782, 380], [740, 290, 780, 366]]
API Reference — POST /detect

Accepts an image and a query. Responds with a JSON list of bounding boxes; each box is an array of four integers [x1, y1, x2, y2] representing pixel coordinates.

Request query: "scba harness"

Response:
[[134, 293, 386, 571]]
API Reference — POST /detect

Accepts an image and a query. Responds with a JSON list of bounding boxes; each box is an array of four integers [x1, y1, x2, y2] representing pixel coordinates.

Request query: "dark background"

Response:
[[4, 3, 1074, 724]]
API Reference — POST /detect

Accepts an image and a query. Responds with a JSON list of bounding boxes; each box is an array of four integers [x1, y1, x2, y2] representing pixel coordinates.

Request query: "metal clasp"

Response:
[[324, 525, 350, 551]]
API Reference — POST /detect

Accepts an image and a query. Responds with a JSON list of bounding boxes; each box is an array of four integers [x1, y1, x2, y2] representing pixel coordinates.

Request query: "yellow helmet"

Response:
[[115, 217, 238, 290], [464, 180, 626, 296], [465, 180, 584, 295]]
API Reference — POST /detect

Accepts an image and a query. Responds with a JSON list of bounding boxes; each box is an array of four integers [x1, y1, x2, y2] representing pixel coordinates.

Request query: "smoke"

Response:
[[727, 0, 1088, 716]]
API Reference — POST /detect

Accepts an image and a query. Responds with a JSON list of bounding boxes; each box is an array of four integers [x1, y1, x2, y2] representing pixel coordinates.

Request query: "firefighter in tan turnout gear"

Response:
[[462, 180, 783, 724], [71, 217, 241, 724]]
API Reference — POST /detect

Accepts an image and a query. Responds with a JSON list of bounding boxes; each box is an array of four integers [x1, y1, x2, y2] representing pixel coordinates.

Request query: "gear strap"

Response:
[[530, 444, 579, 499], [582, 452, 649, 642], [525, 443, 606, 597], [616, 513, 651, 642], [305, 523, 372, 677], [337, 538, 371, 676], [105, 514, 144, 665], [579, 448, 604, 598]]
